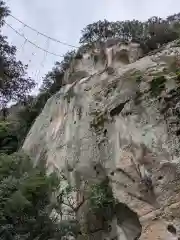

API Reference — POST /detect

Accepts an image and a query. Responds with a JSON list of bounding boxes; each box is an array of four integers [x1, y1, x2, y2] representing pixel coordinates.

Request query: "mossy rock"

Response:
[[90, 114, 108, 131], [90, 110, 108, 132], [174, 39, 180, 46], [135, 74, 143, 84], [149, 75, 166, 97], [175, 71, 180, 83], [123, 69, 143, 84]]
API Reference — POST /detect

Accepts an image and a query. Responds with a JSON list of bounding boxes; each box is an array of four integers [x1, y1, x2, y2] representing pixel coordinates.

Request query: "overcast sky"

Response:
[[2, 0, 180, 93]]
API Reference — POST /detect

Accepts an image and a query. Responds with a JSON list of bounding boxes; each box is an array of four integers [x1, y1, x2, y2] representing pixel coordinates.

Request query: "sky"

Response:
[[2, 0, 180, 94]]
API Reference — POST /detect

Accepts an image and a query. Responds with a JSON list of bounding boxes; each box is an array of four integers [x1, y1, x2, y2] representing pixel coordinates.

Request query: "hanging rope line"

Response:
[[8, 14, 79, 48], [3, 13, 80, 86], [4, 21, 66, 57], [41, 37, 50, 67]]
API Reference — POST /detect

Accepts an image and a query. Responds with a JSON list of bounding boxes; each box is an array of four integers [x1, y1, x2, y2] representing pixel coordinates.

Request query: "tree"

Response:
[[80, 20, 117, 44], [40, 50, 75, 95], [0, 1, 35, 107], [0, 1, 9, 24], [145, 17, 178, 48], [40, 61, 64, 94], [0, 121, 18, 154], [0, 152, 76, 240], [79, 15, 180, 52], [60, 50, 76, 73], [0, 48, 76, 150]]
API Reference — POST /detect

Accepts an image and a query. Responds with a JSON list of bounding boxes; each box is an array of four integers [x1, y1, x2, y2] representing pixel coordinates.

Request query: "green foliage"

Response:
[[0, 1, 9, 22], [176, 71, 180, 83], [0, 1, 35, 107], [89, 178, 116, 220], [90, 111, 108, 132], [79, 15, 180, 53], [40, 62, 64, 94], [80, 20, 117, 44], [0, 121, 18, 154], [40, 51, 75, 95], [1, 7, 180, 238], [15, 96, 47, 144], [0, 99, 41, 154], [0, 92, 54, 152], [60, 50, 76, 72], [135, 73, 143, 84], [0, 89, 59, 153], [0, 152, 75, 240], [149, 75, 166, 97], [0, 0, 37, 152]]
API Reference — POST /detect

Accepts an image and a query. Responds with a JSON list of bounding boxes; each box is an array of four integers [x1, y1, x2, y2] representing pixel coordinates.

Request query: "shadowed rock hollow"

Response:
[[23, 39, 180, 240]]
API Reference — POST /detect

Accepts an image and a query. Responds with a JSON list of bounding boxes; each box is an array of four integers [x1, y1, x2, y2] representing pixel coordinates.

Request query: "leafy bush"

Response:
[[0, 121, 18, 154], [0, 152, 76, 240], [149, 75, 166, 97], [89, 178, 116, 220]]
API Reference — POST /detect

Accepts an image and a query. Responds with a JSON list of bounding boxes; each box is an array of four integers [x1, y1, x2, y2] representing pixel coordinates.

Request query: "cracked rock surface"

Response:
[[23, 40, 180, 240]]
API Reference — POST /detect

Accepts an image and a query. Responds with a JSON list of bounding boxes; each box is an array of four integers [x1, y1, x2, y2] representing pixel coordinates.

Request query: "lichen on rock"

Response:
[[23, 39, 180, 240]]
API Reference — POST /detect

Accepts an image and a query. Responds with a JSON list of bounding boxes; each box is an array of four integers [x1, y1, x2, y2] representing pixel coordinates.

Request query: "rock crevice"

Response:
[[23, 40, 180, 239]]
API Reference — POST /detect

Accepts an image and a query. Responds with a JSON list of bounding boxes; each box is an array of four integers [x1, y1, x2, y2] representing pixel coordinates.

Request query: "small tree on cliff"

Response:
[[79, 15, 180, 51], [40, 50, 75, 94], [79, 20, 116, 44]]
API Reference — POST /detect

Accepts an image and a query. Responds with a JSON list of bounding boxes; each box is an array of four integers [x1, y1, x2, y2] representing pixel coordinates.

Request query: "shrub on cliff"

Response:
[[89, 177, 116, 220]]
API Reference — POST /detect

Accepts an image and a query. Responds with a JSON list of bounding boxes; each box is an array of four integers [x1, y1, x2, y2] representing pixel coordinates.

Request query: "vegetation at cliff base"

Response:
[[1, 0, 180, 238], [0, 153, 57, 239]]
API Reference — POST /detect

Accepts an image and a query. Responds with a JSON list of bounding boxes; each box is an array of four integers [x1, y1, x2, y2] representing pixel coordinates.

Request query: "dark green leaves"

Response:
[[0, 153, 68, 240]]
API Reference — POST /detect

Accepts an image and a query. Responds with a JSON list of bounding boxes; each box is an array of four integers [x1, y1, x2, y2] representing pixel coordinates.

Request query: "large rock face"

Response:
[[23, 40, 180, 240]]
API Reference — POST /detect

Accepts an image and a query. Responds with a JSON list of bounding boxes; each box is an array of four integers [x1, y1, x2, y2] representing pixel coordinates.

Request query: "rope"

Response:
[[4, 21, 66, 57], [8, 14, 79, 48]]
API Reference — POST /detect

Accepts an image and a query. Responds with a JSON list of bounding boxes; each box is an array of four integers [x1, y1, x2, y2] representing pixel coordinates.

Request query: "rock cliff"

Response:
[[23, 39, 180, 240]]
